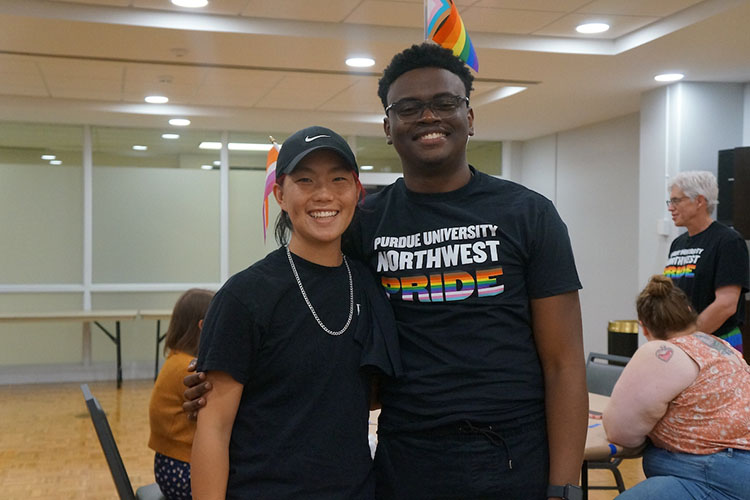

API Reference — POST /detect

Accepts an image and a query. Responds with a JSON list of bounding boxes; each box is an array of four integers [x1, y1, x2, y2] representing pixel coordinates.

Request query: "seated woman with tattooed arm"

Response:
[[604, 275, 750, 500]]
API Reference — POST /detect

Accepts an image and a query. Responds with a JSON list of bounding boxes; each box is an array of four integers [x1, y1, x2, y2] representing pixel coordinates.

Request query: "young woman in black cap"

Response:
[[190, 126, 400, 500]]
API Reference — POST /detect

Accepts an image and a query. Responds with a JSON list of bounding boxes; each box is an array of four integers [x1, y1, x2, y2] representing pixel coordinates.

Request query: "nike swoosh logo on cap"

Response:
[[305, 134, 331, 142]]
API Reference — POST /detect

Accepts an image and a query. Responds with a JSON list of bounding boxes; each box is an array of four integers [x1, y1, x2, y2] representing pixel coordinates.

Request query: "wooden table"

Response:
[[0, 310, 139, 388], [582, 392, 645, 498], [138, 309, 172, 380]]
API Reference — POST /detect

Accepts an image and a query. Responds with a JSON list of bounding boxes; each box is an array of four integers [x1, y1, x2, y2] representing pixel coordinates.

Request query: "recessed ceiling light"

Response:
[[145, 95, 169, 104], [213, 160, 221, 166], [346, 57, 375, 68], [199, 142, 273, 151], [576, 22, 610, 34], [201, 164, 214, 170], [171, 0, 208, 7], [50, 160, 62, 165], [162, 133, 180, 139], [169, 118, 191, 126], [360, 165, 374, 171], [133, 145, 148, 151], [41, 154, 56, 160], [654, 73, 685, 82]]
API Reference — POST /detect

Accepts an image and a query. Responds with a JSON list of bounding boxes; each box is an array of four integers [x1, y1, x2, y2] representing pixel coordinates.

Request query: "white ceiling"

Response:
[[0, 0, 748, 142]]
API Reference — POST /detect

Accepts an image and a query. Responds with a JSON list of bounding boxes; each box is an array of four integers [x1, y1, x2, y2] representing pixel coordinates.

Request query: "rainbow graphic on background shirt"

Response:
[[664, 264, 696, 279]]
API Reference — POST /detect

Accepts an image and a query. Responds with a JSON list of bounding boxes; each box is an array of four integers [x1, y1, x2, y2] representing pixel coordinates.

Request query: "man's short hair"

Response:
[[669, 171, 719, 215], [377, 42, 475, 109]]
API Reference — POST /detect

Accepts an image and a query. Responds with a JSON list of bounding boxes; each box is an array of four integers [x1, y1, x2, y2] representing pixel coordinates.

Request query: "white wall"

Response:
[[500, 140, 524, 183], [520, 134, 557, 202], [92, 167, 221, 283], [0, 165, 83, 284], [521, 114, 640, 356], [0, 165, 275, 382], [678, 83, 745, 175], [638, 87, 673, 289]]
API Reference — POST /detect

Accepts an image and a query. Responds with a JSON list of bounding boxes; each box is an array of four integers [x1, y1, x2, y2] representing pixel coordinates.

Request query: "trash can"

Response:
[[607, 320, 639, 361]]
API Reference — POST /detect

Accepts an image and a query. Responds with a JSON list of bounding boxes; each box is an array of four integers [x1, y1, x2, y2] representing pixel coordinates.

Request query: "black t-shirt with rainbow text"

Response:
[[348, 167, 582, 432], [665, 221, 749, 336]]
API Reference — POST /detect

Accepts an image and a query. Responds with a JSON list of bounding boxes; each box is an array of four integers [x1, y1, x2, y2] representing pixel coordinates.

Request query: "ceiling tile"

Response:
[[200, 69, 285, 87], [345, 1, 422, 28], [0, 0, 748, 144], [324, 79, 382, 113], [50, 0, 132, 6], [472, 81, 504, 95], [123, 64, 207, 85], [37, 59, 123, 79], [273, 74, 359, 93], [471, 0, 588, 12], [191, 85, 270, 107], [460, 7, 564, 34], [259, 86, 345, 110], [0, 82, 49, 98], [240, 0, 363, 22], [534, 13, 657, 38], [0, 56, 42, 76], [47, 77, 123, 101], [578, 0, 704, 18]]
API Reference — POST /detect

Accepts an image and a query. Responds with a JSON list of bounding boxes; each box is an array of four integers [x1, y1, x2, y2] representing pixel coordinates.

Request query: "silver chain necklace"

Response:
[[285, 245, 353, 336]]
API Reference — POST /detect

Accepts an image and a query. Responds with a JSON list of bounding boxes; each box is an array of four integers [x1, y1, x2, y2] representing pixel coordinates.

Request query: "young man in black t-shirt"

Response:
[[354, 42, 587, 500]]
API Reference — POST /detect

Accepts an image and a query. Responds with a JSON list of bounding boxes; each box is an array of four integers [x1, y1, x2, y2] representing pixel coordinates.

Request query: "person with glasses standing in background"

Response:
[[183, 43, 587, 500], [664, 171, 749, 353]]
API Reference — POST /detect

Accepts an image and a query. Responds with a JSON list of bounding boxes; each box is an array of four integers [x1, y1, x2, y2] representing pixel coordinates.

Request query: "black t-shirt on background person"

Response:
[[197, 247, 400, 500], [347, 166, 582, 433], [664, 221, 750, 337]]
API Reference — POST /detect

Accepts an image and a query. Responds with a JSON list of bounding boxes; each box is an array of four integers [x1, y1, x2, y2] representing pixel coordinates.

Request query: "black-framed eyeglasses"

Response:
[[384, 94, 470, 121], [666, 196, 689, 207]]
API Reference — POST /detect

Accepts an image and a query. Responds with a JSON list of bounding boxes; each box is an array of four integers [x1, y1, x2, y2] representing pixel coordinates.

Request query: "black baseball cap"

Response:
[[276, 126, 358, 178]]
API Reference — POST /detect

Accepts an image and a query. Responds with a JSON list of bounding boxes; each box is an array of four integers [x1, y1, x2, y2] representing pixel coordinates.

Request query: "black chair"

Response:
[[80, 384, 165, 500], [585, 352, 631, 493], [587, 352, 630, 397]]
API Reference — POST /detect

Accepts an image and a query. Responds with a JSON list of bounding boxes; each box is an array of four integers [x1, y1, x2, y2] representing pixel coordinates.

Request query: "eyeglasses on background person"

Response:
[[666, 196, 690, 207]]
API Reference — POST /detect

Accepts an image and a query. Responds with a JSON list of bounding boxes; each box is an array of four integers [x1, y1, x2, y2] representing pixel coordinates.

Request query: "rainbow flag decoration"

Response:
[[262, 139, 280, 242], [425, 0, 478, 72]]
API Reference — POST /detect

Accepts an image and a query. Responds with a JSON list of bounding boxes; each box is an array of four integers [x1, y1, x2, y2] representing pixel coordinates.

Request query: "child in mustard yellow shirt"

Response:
[[149, 288, 213, 500]]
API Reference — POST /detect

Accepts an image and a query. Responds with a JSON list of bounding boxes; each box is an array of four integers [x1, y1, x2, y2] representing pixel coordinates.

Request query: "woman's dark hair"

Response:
[[274, 207, 293, 247], [636, 275, 697, 339], [163, 288, 214, 356], [377, 42, 475, 108]]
